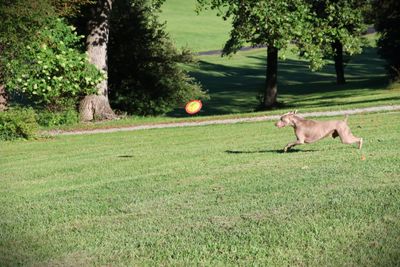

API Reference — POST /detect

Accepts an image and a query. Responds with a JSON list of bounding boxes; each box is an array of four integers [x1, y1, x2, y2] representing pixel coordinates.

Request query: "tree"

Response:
[[304, 0, 367, 84], [56, 0, 205, 119], [197, 0, 311, 109], [0, 47, 6, 111], [374, 0, 400, 81], [29, 0, 117, 120], [108, 0, 206, 115], [78, 0, 117, 121]]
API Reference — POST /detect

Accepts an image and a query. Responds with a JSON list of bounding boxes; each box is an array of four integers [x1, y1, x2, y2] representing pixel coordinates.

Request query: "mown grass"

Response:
[[159, 0, 231, 52], [1, 112, 399, 266]]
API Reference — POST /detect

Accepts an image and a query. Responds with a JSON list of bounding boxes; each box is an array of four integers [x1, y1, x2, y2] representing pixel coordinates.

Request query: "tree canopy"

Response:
[[197, 0, 313, 108], [302, 0, 368, 84]]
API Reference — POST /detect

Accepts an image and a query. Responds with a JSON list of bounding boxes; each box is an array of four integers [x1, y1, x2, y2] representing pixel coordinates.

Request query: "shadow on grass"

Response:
[[168, 46, 393, 117], [225, 148, 318, 154]]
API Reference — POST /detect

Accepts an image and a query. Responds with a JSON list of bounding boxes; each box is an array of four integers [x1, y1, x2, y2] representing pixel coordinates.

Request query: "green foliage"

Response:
[[108, 0, 207, 116], [0, 0, 55, 53], [4, 18, 103, 111], [299, 0, 368, 70], [36, 109, 79, 127], [374, 0, 400, 81], [0, 0, 55, 85], [49, 0, 96, 17], [197, 0, 310, 55], [0, 107, 38, 140]]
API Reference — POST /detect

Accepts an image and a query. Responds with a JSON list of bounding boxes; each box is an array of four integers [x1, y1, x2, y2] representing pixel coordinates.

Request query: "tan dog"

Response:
[[275, 111, 363, 152]]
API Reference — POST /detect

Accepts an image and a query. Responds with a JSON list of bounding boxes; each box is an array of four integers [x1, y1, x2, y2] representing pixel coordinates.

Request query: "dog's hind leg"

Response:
[[337, 124, 363, 149]]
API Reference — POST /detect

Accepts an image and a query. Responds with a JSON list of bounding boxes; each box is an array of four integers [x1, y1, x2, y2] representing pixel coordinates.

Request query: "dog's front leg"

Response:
[[284, 139, 305, 152]]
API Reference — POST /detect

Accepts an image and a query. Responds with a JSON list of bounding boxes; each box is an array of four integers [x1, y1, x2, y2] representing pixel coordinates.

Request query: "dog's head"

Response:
[[275, 110, 298, 128]]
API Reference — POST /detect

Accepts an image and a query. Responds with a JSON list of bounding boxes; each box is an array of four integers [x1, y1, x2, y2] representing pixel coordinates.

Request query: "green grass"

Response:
[[1, 112, 400, 266], [159, 0, 231, 52]]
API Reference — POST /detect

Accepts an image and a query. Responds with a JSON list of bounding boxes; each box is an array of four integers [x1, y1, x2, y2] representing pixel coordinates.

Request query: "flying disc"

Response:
[[185, 100, 202, 115]]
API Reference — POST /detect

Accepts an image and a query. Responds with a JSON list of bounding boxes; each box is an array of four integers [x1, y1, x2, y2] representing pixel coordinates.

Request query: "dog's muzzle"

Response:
[[275, 121, 286, 128]]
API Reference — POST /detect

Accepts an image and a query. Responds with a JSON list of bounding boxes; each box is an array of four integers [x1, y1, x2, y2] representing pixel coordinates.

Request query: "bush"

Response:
[[36, 109, 79, 127], [4, 17, 103, 111], [0, 108, 38, 140]]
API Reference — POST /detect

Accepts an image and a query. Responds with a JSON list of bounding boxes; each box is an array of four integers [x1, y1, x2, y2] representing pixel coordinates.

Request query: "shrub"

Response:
[[0, 108, 38, 140], [4, 17, 103, 111], [36, 109, 79, 127]]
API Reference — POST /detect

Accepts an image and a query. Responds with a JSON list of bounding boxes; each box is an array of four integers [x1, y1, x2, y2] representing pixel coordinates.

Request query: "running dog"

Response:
[[275, 111, 363, 152]]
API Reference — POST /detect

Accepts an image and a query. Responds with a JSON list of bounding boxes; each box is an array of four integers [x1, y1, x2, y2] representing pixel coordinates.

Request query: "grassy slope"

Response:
[[159, 0, 230, 52], [1, 112, 400, 266]]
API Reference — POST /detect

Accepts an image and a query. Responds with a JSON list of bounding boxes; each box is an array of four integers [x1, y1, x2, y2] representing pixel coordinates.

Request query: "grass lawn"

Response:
[[1, 112, 400, 266], [159, 0, 231, 52]]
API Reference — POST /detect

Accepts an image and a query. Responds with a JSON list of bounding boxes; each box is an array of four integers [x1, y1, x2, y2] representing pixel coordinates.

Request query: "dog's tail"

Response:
[[344, 114, 349, 123]]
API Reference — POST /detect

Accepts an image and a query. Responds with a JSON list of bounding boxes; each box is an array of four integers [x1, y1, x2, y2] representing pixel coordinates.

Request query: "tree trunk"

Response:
[[80, 0, 116, 121], [0, 84, 7, 111], [332, 39, 346, 85], [263, 45, 278, 108], [0, 44, 6, 111]]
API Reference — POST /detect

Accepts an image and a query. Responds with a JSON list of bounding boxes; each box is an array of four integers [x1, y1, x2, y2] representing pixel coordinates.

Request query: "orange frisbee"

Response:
[[185, 100, 202, 115]]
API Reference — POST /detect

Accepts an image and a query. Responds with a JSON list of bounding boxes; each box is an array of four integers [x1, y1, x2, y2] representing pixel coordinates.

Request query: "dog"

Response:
[[275, 110, 363, 152]]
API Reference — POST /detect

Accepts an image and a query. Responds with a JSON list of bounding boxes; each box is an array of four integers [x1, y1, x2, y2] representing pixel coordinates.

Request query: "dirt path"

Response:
[[45, 105, 400, 136]]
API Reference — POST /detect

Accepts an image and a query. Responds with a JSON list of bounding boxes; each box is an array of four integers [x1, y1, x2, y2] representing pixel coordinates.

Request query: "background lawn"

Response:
[[1, 112, 400, 266], [159, 0, 231, 52]]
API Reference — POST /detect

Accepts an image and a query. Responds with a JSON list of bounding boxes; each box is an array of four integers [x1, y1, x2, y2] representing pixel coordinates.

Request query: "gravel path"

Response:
[[46, 105, 400, 136]]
